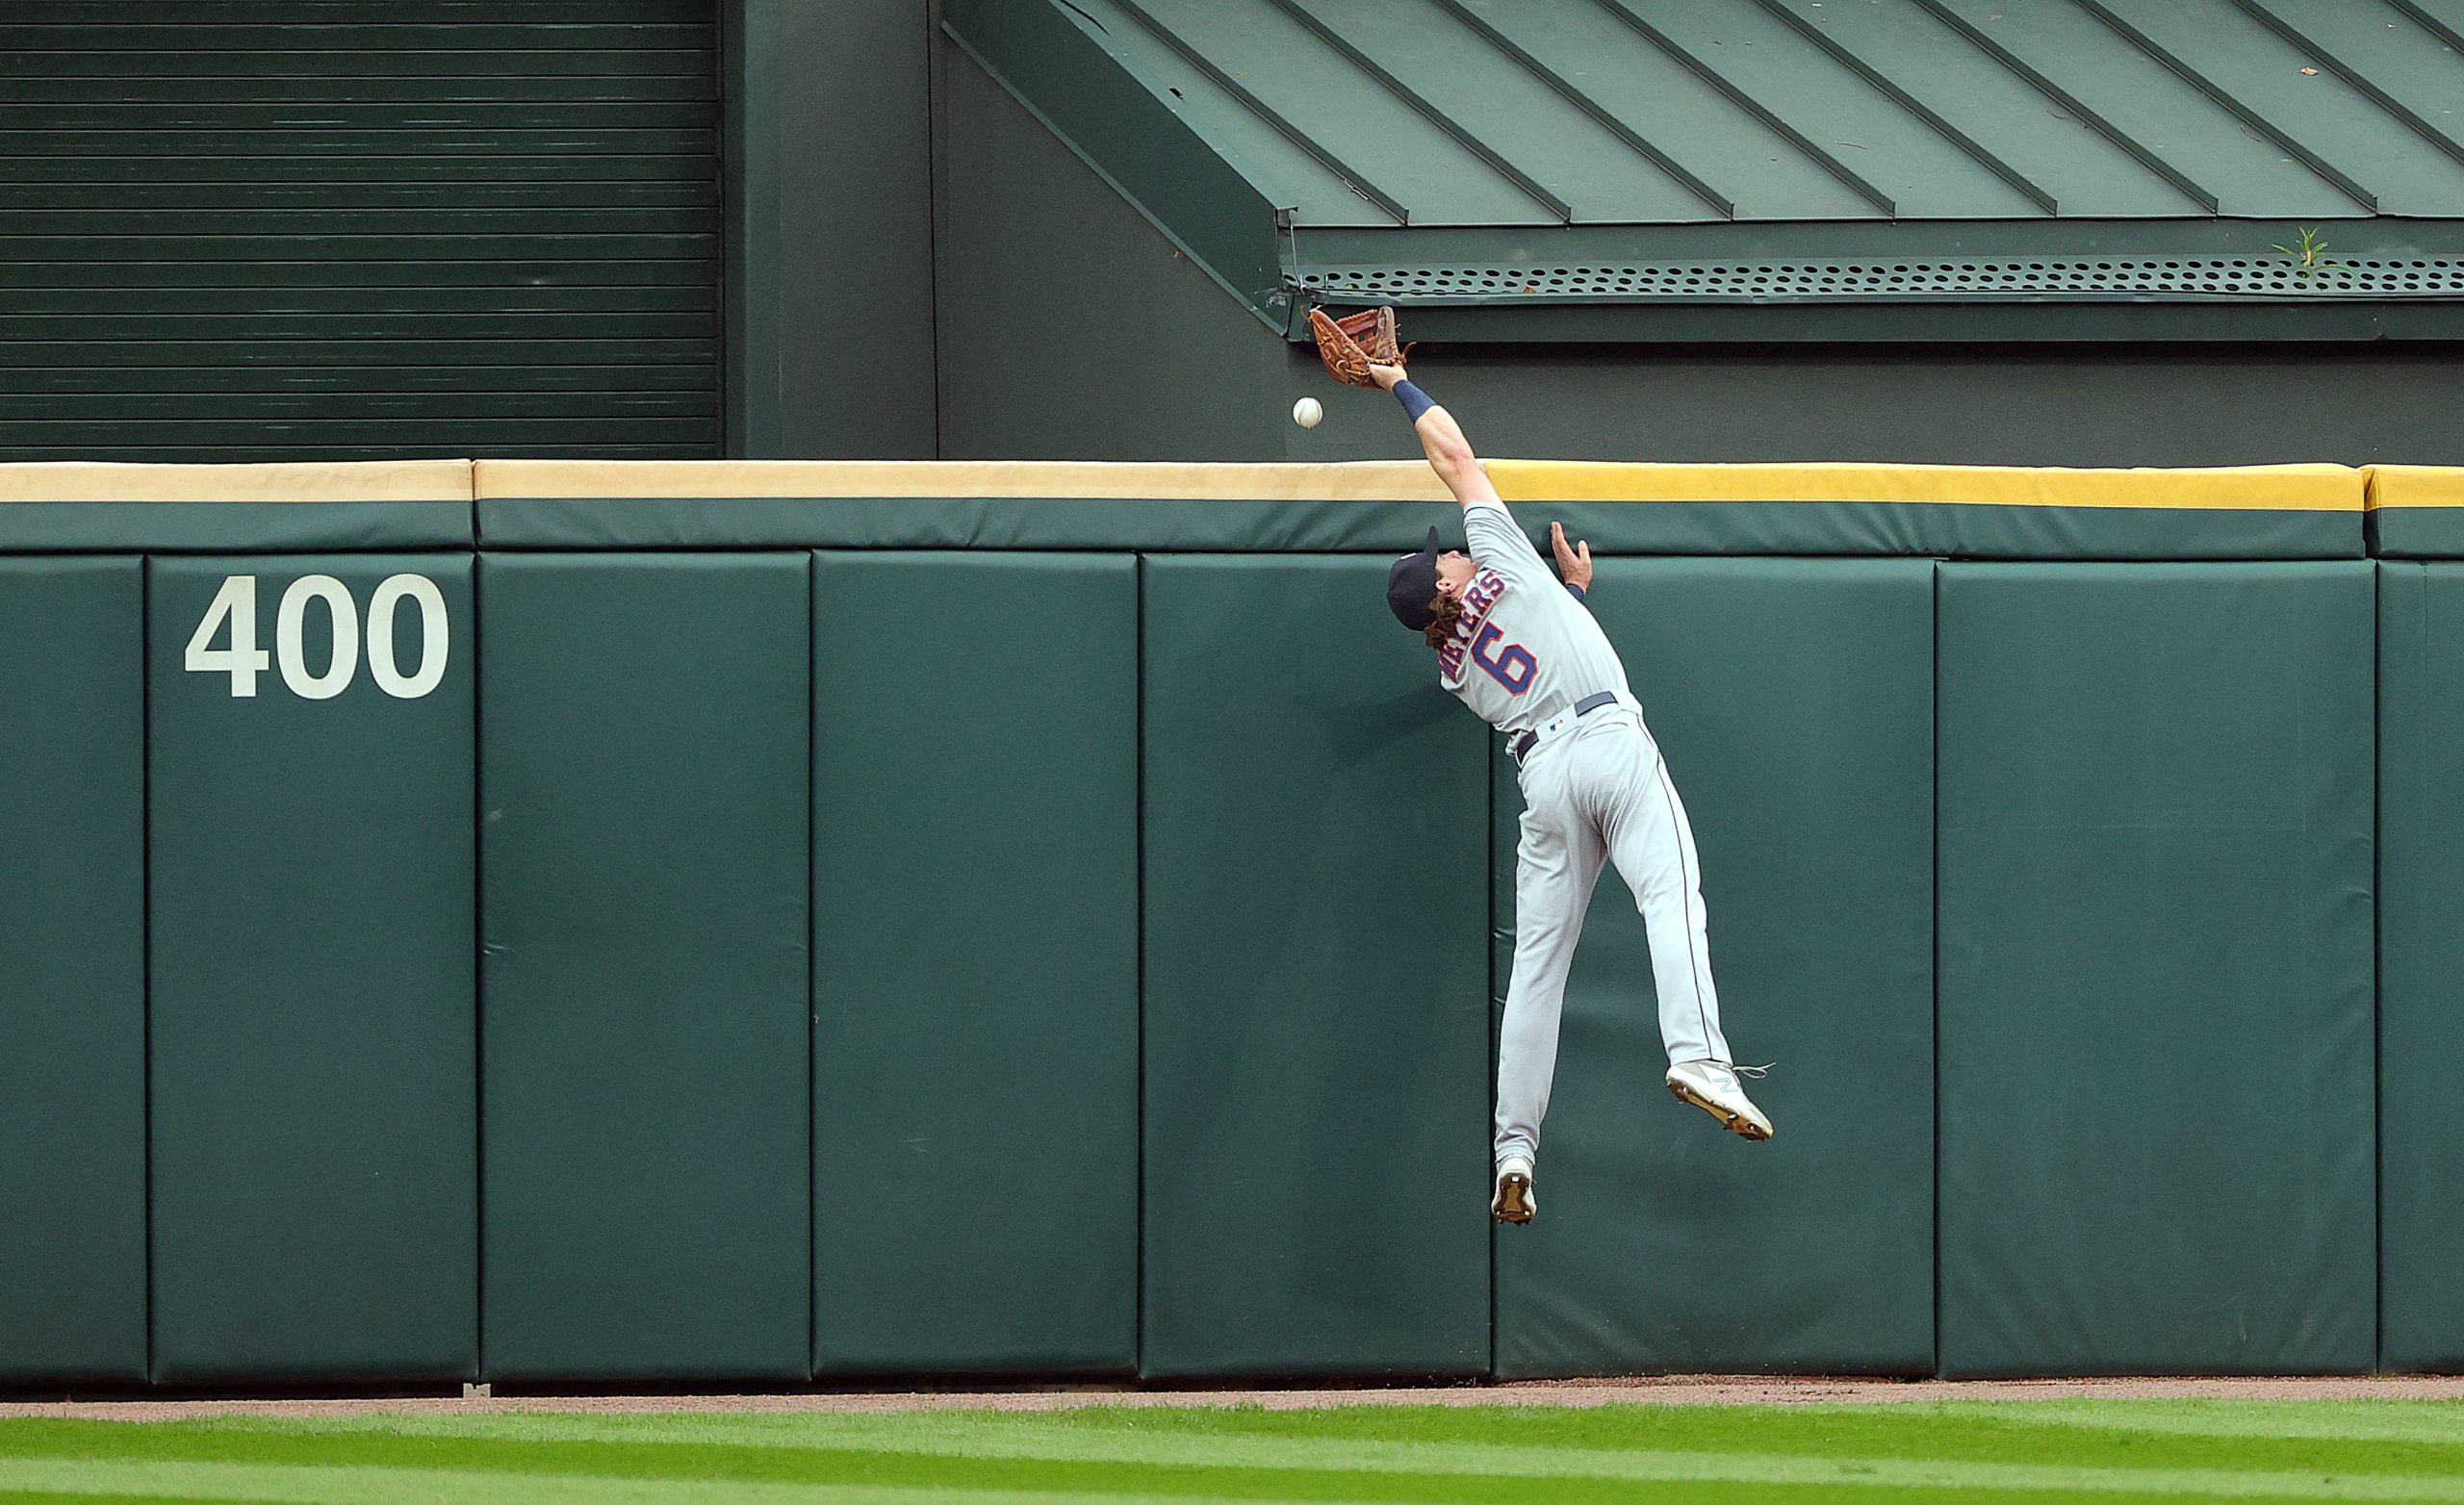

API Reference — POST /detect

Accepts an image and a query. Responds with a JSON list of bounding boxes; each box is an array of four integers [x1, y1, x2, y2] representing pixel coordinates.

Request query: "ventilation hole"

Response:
[[1294, 256, 2464, 301]]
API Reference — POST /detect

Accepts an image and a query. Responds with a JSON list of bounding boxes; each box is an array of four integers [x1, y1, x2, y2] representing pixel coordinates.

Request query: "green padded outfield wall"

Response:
[[1493, 557, 1935, 1378], [811, 552, 1138, 1376], [0, 558, 145, 1383], [470, 459, 2361, 561], [1141, 555, 1492, 1379], [0, 457, 2431, 1388], [2378, 562, 2464, 1372], [480, 553, 810, 1382], [1938, 563, 2376, 1377], [147, 555, 476, 1383]]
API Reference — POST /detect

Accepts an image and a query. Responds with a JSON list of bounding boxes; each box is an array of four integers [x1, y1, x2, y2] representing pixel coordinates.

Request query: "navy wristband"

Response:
[[1394, 380, 1437, 423], [1565, 583, 1587, 602]]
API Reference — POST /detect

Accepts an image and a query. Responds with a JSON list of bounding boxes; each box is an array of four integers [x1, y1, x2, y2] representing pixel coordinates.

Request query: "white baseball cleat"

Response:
[[1666, 1059, 1774, 1141], [1492, 1156, 1536, 1225]]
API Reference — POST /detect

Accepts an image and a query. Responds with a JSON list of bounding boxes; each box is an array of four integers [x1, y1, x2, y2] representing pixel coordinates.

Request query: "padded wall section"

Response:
[[1141, 556, 1491, 1379], [0, 558, 146, 1382], [148, 555, 475, 1383], [1938, 563, 2375, 1377], [477, 496, 2351, 562], [2378, 563, 2464, 1371], [0, 458, 475, 552], [1493, 558, 1934, 1377], [478, 495, 1469, 552], [811, 552, 1138, 1375], [481, 553, 810, 1381], [0, 502, 475, 554], [1486, 503, 2356, 562], [2368, 466, 2464, 559]]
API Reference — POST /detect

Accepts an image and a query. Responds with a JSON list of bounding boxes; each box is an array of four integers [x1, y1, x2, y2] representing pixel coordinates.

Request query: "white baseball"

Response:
[[1292, 396, 1323, 429]]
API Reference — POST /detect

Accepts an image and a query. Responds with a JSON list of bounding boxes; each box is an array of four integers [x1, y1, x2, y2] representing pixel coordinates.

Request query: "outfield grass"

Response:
[[1, 1398, 2461, 1503]]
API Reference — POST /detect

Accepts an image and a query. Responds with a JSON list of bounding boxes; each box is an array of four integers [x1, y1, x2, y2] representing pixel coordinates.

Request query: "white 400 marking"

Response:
[[185, 574, 449, 701]]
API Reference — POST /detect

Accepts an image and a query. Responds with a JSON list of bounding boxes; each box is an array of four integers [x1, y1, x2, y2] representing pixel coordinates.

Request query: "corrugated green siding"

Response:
[[989, 0, 2464, 231], [0, 1, 719, 462], [952, 0, 2464, 337]]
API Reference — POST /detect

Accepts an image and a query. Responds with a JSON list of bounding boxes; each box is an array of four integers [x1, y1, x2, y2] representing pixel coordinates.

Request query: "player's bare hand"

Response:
[[1367, 363, 1408, 392], [1551, 522, 1593, 590]]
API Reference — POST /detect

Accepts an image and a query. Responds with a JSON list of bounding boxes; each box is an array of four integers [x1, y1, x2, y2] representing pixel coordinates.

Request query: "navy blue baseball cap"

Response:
[[1387, 525, 1443, 630]]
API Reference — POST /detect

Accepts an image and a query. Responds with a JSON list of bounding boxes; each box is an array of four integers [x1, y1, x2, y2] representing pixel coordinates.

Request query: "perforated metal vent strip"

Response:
[[1293, 257, 2464, 302]]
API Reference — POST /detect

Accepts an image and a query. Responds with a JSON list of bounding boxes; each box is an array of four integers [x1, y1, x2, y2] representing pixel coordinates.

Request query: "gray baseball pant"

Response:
[[1495, 707, 1732, 1169]]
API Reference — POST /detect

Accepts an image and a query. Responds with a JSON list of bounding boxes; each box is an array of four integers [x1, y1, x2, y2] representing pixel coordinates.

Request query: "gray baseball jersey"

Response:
[[1432, 498, 1737, 1172], [1436, 498, 1633, 732]]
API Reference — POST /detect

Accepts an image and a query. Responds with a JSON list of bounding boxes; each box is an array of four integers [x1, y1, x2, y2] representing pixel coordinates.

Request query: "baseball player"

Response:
[[1359, 360, 1771, 1227]]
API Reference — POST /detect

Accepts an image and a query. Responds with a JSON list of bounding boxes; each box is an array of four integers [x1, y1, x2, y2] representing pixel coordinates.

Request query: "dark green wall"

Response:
[[10, 488, 2464, 1387], [708, 13, 2464, 467], [147, 556, 478, 1384], [479, 553, 812, 1382], [1140, 556, 1491, 1379], [1494, 558, 1935, 1379], [930, 50, 1279, 463], [811, 552, 1139, 1376], [2378, 562, 2464, 1373], [1277, 344, 2464, 470], [0, 558, 145, 1384], [727, 0, 936, 459], [1936, 563, 2375, 1377]]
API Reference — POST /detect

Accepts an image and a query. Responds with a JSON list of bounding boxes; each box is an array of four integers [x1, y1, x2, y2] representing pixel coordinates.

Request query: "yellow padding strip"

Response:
[[1491, 460, 2361, 512], [0, 459, 2392, 510], [2366, 466, 2464, 509], [0, 461, 472, 504], [476, 459, 1453, 501]]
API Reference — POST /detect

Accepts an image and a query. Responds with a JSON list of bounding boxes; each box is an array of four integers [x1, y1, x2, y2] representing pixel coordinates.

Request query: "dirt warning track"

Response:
[[9, 1374, 2464, 1421]]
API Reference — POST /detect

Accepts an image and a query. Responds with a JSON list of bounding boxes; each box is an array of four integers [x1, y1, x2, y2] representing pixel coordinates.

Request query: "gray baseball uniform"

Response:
[[1439, 498, 1734, 1170]]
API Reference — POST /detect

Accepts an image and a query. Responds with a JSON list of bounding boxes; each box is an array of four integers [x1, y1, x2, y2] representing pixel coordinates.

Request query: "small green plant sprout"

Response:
[[2272, 226, 2352, 277]]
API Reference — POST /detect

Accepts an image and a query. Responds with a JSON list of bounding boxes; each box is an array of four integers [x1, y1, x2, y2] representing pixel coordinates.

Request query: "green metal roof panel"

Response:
[[1639, 0, 2050, 217], [1762, 0, 2203, 217], [2255, 0, 2464, 133], [1093, 3, 1400, 226], [945, 0, 2464, 335], [1273, 0, 1721, 224], [2092, 0, 2464, 213], [1098, 0, 1553, 225], [1464, 2, 1886, 219], [1928, 0, 2365, 217]]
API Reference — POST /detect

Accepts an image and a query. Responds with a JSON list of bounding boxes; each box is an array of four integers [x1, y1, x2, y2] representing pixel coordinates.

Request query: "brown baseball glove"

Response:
[[1308, 306, 1405, 387]]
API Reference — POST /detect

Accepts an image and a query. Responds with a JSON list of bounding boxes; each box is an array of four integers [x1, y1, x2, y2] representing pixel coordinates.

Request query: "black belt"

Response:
[[1508, 690, 1619, 762]]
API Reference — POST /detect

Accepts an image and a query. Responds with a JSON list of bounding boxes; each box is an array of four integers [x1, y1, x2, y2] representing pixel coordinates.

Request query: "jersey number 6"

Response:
[[1470, 623, 1537, 695]]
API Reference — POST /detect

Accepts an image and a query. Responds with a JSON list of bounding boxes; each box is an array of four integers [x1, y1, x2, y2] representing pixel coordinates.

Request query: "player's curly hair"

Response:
[[1423, 592, 1463, 651]]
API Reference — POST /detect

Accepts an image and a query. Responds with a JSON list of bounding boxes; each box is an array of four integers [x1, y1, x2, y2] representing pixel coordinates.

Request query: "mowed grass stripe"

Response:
[[8, 1411, 2464, 1504], [0, 1491, 302, 1505], [0, 1459, 1255, 1505], [1964, 1402, 2464, 1447], [0, 1455, 2425, 1505], [184, 1402, 2464, 1482], [1048, 1403, 2464, 1478]]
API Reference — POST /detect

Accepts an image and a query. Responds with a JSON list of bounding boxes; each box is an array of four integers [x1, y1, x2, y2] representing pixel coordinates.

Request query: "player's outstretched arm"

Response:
[[1370, 363, 1502, 509]]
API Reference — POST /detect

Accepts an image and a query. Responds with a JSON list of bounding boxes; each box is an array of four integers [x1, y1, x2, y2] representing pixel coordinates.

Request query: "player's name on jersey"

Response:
[[1435, 568, 1508, 680]]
